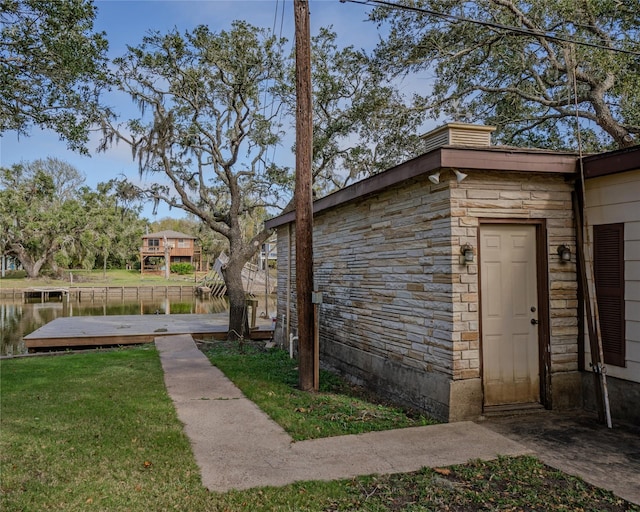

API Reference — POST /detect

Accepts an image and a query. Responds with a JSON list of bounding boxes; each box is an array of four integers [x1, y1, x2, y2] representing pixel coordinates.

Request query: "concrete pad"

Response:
[[155, 335, 531, 492], [482, 412, 640, 505]]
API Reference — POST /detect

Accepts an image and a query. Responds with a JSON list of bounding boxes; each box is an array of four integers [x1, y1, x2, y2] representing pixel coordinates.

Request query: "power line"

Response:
[[342, 0, 640, 57], [259, 0, 289, 195]]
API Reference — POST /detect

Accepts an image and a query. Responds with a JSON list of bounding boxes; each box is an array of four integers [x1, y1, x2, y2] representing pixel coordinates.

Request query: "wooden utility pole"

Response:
[[294, 0, 316, 391]]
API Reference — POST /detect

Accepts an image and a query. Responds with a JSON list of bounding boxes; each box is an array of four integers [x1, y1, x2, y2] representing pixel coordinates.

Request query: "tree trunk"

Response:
[[223, 260, 248, 340], [11, 245, 46, 278], [589, 87, 636, 148], [23, 261, 43, 279]]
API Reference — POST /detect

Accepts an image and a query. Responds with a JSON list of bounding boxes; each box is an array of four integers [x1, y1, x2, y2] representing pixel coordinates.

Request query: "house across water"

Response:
[[140, 230, 203, 274]]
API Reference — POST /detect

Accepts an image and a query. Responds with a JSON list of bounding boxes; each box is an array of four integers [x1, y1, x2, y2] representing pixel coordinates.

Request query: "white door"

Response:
[[481, 225, 540, 406]]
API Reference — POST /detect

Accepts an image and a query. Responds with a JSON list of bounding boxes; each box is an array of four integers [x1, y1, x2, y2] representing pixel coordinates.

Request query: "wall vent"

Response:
[[421, 123, 496, 153]]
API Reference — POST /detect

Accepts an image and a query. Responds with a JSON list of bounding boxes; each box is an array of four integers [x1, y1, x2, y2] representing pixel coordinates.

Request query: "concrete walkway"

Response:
[[155, 335, 640, 505], [155, 335, 530, 491]]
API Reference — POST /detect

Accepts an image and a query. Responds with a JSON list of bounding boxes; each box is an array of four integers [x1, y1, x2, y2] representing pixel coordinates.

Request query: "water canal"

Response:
[[1, 293, 276, 356]]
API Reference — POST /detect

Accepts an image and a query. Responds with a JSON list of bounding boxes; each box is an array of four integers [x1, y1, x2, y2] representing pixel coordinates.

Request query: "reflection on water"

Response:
[[1, 295, 234, 356]]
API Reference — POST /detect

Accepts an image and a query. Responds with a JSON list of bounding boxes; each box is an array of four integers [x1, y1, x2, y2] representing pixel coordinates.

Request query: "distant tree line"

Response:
[[0, 158, 231, 279], [0, 158, 146, 278]]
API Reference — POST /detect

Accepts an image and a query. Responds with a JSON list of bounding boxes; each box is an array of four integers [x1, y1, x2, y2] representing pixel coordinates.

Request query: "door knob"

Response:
[[531, 318, 538, 325]]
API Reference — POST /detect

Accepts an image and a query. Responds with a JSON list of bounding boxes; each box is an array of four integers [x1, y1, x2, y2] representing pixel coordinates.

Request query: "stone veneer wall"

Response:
[[451, 171, 581, 412], [275, 169, 580, 421], [275, 223, 297, 350]]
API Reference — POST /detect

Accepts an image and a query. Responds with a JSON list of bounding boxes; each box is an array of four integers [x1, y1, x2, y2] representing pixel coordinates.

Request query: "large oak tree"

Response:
[[1, 0, 109, 152], [289, 28, 426, 196], [371, 0, 640, 150], [101, 22, 421, 339], [101, 22, 288, 338], [0, 158, 87, 277], [0, 158, 145, 278]]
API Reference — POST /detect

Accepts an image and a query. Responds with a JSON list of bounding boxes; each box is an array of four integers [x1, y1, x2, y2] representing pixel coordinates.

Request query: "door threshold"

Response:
[[482, 403, 546, 417]]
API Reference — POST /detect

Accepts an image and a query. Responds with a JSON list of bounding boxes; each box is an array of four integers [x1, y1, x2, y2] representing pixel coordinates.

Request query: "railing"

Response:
[[202, 253, 275, 296], [140, 246, 200, 256]]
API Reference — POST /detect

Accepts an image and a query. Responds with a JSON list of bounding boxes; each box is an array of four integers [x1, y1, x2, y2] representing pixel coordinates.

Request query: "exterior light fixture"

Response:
[[453, 169, 468, 183], [428, 172, 440, 184], [557, 244, 571, 262], [460, 243, 474, 264]]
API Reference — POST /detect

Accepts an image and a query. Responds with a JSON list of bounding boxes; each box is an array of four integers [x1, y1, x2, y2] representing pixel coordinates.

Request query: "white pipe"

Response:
[[286, 223, 292, 346], [289, 333, 298, 359]]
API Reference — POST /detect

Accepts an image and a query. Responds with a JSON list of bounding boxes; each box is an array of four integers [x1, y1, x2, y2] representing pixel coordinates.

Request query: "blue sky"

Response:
[[0, 0, 425, 219]]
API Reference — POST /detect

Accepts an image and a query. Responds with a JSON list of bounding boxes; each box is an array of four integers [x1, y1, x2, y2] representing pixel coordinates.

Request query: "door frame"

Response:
[[478, 218, 551, 409]]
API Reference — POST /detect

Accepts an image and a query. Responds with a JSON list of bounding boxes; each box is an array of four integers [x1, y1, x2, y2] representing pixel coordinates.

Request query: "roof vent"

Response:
[[421, 123, 496, 153]]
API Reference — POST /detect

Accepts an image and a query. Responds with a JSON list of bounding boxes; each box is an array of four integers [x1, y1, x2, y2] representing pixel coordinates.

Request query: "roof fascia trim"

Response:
[[265, 147, 577, 229]]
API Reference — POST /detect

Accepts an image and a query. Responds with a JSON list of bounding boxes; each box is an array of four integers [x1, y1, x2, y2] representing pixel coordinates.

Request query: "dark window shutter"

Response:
[[593, 223, 625, 367]]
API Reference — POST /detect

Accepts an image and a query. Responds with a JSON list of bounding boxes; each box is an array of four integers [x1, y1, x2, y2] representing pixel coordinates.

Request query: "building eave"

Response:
[[265, 146, 578, 229], [581, 145, 640, 179], [142, 230, 197, 240]]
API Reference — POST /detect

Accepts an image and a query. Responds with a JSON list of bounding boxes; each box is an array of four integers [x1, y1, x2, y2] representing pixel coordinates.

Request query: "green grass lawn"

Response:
[[0, 268, 204, 288], [1, 346, 636, 511], [202, 340, 436, 440], [0, 347, 207, 511]]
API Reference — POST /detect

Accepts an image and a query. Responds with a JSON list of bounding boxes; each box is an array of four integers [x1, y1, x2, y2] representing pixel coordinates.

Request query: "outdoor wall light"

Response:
[[453, 169, 468, 183], [429, 169, 469, 185], [460, 243, 475, 264], [557, 244, 571, 262]]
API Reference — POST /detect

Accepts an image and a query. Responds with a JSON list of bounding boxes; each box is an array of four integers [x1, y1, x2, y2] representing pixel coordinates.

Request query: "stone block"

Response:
[[321, 340, 454, 421], [448, 378, 483, 421], [551, 371, 582, 409], [582, 373, 640, 424]]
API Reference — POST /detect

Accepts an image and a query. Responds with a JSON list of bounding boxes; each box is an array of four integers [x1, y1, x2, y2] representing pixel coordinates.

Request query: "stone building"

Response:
[[266, 123, 639, 423]]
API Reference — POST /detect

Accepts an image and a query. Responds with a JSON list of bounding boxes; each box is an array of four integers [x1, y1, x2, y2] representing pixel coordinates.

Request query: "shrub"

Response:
[[1, 269, 27, 279], [170, 263, 194, 275]]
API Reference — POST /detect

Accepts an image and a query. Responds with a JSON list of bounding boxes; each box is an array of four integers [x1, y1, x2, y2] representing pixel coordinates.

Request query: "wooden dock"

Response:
[[22, 287, 69, 301], [0, 285, 199, 301], [23, 314, 274, 351]]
